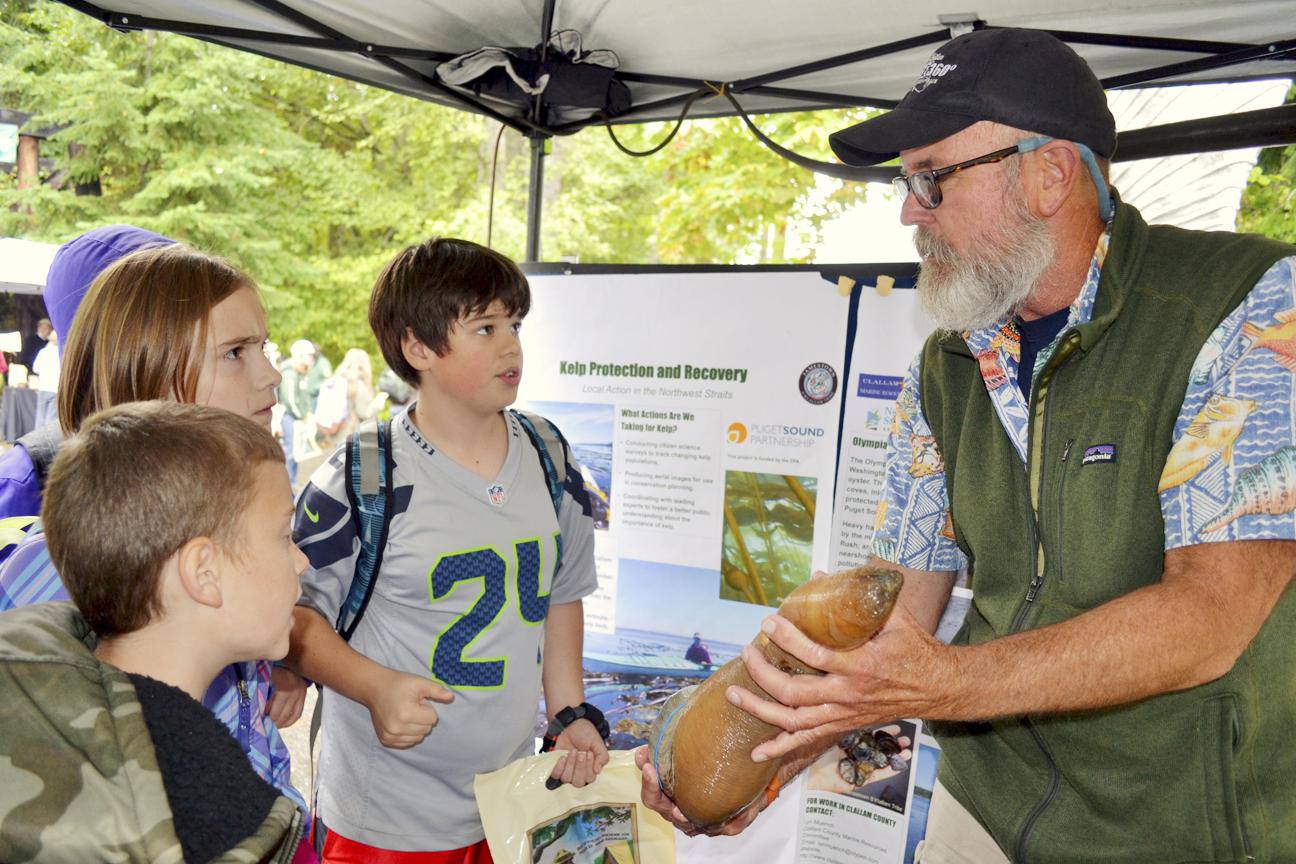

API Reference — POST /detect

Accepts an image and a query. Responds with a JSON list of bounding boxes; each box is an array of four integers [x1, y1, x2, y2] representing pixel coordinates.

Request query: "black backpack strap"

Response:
[[16, 421, 63, 492]]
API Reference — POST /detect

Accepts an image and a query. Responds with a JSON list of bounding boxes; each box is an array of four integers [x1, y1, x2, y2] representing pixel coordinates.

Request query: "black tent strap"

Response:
[[1104, 38, 1296, 89], [604, 88, 712, 156], [617, 72, 897, 110], [721, 89, 895, 182], [990, 26, 1292, 59]]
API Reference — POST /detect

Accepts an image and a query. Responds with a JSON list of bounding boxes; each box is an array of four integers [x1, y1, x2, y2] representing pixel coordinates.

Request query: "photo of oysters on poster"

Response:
[[514, 268, 946, 863]]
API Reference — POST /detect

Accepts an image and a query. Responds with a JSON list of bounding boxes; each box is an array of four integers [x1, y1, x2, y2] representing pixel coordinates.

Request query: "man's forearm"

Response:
[[931, 540, 1296, 720], [286, 605, 390, 706]]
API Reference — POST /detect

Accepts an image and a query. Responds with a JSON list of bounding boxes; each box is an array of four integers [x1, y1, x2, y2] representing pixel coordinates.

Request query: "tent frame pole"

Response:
[[526, 137, 545, 263], [525, 0, 558, 263]]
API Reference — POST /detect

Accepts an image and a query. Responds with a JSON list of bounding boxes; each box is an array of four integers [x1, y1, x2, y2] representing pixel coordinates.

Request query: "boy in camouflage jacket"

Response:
[[0, 403, 311, 863]]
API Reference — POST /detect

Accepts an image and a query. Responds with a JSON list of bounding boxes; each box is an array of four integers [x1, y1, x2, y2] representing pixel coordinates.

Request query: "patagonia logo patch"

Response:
[[1082, 444, 1117, 466]]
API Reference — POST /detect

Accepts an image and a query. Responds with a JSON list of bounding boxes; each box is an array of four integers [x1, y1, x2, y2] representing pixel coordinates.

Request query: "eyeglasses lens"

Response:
[[911, 172, 940, 209]]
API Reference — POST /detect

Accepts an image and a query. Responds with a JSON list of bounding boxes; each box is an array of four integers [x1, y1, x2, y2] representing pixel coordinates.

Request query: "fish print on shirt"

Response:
[[1158, 394, 1257, 493], [909, 435, 944, 477], [1241, 308, 1296, 372], [1204, 446, 1296, 532], [1160, 258, 1296, 545]]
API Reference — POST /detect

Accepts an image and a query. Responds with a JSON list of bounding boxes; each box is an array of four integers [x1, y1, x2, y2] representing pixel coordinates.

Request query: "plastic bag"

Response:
[[474, 750, 676, 864]]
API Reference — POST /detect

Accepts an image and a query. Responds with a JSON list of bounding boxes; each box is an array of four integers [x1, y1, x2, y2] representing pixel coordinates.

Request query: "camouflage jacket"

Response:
[[0, 602, 305, 863]]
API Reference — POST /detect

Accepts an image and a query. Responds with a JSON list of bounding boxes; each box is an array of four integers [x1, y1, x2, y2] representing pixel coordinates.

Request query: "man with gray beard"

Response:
[[639, 27, 1296, 864]]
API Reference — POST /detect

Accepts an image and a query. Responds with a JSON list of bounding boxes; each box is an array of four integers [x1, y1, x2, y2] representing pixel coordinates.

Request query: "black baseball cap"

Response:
[[829, 28, 1117, 166]]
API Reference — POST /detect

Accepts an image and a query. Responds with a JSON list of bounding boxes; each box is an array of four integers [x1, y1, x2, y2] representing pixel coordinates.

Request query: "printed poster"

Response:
[[517, 269, 848, 749], [829, 286, 936, 571], [517, 269, 943, 863]]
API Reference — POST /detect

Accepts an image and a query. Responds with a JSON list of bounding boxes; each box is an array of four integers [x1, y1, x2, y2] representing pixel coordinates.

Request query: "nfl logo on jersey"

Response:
[[487, 484, 508, 506]]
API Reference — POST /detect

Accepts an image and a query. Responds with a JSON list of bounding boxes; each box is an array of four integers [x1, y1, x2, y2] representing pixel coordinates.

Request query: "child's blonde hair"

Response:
[[58, 244, 260, 432]]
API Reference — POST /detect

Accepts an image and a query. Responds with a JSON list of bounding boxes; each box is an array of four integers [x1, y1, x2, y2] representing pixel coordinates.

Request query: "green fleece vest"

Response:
[[920, 201, 1296, 864]]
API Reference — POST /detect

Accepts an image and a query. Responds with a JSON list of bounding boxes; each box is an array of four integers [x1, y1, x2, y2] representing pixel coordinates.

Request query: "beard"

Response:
[[913, 184, 1055, 332]]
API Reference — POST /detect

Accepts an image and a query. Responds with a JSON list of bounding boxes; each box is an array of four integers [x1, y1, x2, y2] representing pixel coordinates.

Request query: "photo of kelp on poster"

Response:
[[720, 470, 818, 607], [528, 803, 640, 864]]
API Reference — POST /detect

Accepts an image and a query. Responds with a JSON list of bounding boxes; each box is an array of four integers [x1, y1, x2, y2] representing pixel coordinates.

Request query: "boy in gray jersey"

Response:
[[287, 238, 606, 862]]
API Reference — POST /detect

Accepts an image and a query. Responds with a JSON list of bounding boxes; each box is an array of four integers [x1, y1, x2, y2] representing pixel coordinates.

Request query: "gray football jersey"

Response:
[[295, 406, 597, 851]]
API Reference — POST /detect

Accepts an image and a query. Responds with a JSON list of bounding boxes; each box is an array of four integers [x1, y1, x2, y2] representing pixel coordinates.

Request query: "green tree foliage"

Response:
[[1237, 83, 1296, 244], [0, 1, 871, 361]]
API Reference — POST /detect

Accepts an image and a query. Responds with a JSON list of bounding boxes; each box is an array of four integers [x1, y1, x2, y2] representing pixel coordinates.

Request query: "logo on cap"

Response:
[[911, 52, 959, 94]]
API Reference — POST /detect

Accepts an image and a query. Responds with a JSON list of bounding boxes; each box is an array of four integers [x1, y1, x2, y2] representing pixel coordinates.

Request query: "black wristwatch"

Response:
[[540, 701, 610, 753]]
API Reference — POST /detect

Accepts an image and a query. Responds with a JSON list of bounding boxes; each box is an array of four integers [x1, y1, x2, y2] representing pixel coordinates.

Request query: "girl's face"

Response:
[[194, 286, 282, 426]]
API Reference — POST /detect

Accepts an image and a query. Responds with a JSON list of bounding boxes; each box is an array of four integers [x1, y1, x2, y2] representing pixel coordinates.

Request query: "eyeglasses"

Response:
[[893, 136, 1114, 223]]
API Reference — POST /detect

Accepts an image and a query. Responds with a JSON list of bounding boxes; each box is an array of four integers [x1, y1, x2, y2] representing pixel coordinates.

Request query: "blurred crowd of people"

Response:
[[265, 339, 411, 487]]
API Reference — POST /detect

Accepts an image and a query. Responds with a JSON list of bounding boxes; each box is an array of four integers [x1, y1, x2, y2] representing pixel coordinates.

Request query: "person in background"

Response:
[[278, 339, 317, 487], [30, 330, 59, 429], [314, 348, 381, 446], [307, 341, 333, 403], [377, 365, 413, 410], [18, 317, 51, 372], [685, 632, 713, 667]]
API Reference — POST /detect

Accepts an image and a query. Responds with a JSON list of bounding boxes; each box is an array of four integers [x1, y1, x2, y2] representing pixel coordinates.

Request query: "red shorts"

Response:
[[321, 830, 493, 864]]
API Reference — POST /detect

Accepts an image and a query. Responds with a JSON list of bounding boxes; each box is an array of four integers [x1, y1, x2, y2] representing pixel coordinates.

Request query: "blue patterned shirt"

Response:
[[869, 239, 1296, 572]]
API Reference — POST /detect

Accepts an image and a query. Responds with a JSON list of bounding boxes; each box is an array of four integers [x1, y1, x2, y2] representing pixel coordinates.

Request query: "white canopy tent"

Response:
[[0, 237, 59, 295], [57, 0, 1296, 259]]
